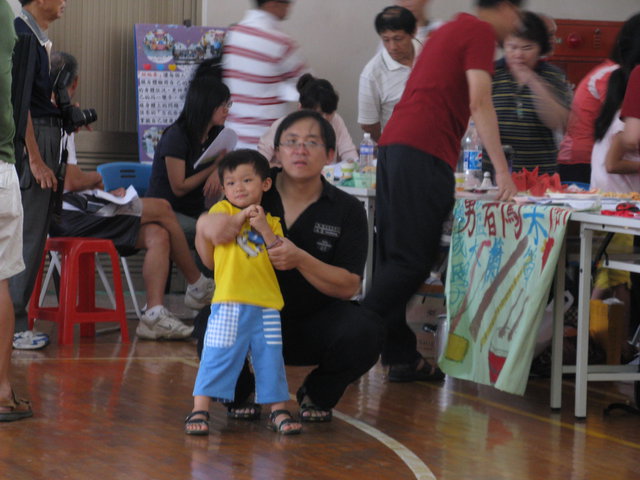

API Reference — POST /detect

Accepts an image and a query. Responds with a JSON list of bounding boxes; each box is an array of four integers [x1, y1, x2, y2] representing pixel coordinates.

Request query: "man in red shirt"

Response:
[[364, 0, 521, 382]]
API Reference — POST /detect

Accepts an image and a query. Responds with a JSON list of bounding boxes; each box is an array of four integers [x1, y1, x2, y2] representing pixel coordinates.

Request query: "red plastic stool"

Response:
[[28, 237, 130, 345]]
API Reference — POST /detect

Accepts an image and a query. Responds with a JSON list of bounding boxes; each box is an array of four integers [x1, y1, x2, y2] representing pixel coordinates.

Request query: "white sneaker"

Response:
[[184, 277, 215, 310], [13, 330, 50, 350], [136, 307, 194, 340]]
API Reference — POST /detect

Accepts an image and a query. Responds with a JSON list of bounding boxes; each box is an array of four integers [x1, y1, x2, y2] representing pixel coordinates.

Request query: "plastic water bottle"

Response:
[[461, 120, 483, 187], [358, 133, 376, 172]]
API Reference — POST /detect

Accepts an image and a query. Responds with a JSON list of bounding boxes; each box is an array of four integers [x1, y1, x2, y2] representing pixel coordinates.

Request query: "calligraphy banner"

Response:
[[440, 199, 570, 395]]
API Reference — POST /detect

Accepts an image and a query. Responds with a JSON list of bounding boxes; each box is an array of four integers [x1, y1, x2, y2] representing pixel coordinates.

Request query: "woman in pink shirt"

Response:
[[258, 74, 358, 165], [557, 13, 640, 184]]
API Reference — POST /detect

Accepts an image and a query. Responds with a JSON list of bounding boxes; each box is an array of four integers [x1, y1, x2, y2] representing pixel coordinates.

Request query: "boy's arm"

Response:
[[621, 117, 640, 153], [249, 206, 279, 247], [466, 69, 518, 201], [605, 132, 640, 174]]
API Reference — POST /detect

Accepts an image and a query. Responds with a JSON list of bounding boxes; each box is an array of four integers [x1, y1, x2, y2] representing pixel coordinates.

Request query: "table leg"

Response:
[[550, 239, 566, 410], [575, 223, 593, 419]]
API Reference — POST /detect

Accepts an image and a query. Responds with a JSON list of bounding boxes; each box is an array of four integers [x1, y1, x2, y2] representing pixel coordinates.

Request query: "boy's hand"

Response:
[[248, 205, 269, 232]]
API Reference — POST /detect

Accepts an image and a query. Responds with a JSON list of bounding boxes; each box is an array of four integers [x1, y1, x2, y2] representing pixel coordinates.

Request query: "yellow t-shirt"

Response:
[[209, 200, 284, 310]]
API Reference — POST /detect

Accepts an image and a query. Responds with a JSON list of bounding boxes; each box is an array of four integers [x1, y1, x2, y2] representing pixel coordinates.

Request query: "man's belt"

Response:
[[32, 116, 62, 127]]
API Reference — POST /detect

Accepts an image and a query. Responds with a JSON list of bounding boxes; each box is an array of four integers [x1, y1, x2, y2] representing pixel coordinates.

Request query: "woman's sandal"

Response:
[[0, 390, 33, 422], [268, 409, 302, 435], [299, 402, 332, 423], [226, 402, 261, 421], [184, 410, 210, 436]]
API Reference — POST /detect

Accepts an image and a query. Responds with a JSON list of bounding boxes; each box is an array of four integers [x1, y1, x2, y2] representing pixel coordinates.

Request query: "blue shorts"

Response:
[[193, 302, 289, 404]]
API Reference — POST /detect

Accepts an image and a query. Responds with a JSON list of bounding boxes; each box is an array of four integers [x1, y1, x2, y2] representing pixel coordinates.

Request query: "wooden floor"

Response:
[[3, 313, 640, 480]]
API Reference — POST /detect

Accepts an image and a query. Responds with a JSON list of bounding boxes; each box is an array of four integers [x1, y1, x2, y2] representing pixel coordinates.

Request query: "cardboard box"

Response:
[[589, 298, 625, 365]]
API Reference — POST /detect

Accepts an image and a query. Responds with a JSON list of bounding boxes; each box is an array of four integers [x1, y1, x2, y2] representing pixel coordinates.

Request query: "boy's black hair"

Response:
[[476, 0, 523, 7], [273, 110, 336, 154], [217, 149, 271, 184], [374, 6, 416, 36]]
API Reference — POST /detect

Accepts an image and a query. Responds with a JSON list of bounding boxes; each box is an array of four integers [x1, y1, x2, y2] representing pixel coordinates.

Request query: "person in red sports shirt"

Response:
[[363, 0, 522, 383]]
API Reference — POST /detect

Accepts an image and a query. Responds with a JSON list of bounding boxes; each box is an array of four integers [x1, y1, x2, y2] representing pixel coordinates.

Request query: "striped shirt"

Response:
[[223, 9, 307, 150], [491, 59, 572, 175]]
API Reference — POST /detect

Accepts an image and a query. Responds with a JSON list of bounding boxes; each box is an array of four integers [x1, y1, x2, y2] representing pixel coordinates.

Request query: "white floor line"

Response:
[[331, 410, 436, 480], [163, 358, 436, 479]]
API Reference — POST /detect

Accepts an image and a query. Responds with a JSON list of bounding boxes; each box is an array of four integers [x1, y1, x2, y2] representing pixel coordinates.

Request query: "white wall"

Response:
[[204, 0, 640, 141]]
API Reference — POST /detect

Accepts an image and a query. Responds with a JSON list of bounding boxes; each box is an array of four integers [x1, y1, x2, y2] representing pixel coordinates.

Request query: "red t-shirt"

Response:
[[621, 65, 640, 120], [557, 59, 617, 165], [379, 13, 497, 170]]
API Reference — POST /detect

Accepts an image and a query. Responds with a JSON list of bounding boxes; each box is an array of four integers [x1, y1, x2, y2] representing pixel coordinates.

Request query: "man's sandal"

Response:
[[184, 410, 210, 436], [299, 402, 332, 423], [0, 390, 33, 422], [268, 409, 302, 435], [226, 402, 261, 421]]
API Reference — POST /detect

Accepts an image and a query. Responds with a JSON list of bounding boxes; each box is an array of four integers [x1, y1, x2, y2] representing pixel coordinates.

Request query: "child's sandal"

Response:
[[268, 409, 301, 435], [184, 410, 210, 436]]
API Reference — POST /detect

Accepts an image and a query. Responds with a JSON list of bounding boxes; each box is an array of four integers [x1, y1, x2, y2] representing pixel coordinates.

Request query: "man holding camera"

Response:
[[10, 0, 67, 348]]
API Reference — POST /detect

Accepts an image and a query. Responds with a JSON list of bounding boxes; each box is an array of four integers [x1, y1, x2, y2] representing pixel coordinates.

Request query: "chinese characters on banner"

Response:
[[134, 24, 226, 163], [440, 199, 570, 395]]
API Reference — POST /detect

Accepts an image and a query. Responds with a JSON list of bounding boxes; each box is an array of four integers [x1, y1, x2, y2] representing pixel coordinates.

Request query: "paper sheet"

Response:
[[194, 128, 238, 168]]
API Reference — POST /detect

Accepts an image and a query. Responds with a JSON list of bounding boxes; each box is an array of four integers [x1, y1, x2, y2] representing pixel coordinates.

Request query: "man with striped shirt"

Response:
[[223, 0, 307, 150]]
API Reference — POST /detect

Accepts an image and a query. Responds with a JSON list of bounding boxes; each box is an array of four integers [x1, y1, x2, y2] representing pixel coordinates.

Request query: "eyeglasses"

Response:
[[223, 100, 233, 109], [280, 139, 324, 150]]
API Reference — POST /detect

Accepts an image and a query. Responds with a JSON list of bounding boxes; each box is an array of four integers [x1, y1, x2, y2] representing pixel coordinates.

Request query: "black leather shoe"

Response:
[[388, 357, 445, 383]]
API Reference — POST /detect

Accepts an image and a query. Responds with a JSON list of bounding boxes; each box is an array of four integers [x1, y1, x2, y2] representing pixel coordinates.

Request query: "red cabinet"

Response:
[[548, 19, 623, 87]]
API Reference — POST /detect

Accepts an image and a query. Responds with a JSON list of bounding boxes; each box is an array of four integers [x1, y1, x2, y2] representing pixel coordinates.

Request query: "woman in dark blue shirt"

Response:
[[147, 66, 231, 243]]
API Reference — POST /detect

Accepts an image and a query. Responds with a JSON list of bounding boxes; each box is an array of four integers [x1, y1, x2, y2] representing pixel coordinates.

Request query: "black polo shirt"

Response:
[[262, 168, 368, 319], [14, 17, 59, 119]]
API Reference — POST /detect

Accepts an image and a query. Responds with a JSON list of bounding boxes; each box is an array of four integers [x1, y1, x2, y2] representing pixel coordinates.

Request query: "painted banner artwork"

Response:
[[440, 200, 570, 395]]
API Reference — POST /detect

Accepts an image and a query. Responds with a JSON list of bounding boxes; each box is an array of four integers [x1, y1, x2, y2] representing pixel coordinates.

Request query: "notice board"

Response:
[[134, 23, 226, 163]]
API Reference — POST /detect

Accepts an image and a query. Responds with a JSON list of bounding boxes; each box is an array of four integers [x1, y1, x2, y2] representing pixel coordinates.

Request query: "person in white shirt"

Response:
[[223, 0, 308, 150], [358, 6, 422, 142]]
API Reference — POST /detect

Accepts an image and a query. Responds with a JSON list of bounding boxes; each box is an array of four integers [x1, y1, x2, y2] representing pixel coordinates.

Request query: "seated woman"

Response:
[[146, 63, 231, 245], [48, 51, 213, 341], [257, 73, 358, 165], [589, 31, 640, 362], [488, 11, 572, 175], [558, 14, 640, 184]]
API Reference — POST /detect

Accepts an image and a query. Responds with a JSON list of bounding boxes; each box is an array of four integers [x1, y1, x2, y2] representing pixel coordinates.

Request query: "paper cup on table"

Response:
[[322, 165, 334, 183], [341, 161, 355, 179]]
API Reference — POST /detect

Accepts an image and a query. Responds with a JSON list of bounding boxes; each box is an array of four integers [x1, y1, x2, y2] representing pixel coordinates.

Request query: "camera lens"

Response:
[[81, 109, 98, 125]]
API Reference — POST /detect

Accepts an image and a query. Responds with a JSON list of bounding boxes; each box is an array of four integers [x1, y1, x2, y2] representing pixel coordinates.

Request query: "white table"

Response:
[[550, 211, 640, 419], [338, 186, 376, 296]]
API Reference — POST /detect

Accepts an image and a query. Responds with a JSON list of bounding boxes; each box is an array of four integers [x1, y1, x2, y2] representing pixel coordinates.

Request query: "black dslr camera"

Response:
[[52, 67, 97, 134]]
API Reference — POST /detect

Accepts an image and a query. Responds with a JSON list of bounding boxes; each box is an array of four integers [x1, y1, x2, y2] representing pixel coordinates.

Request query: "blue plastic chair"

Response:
[[97, 161, 152, 197], [94, 161, 153, 319]]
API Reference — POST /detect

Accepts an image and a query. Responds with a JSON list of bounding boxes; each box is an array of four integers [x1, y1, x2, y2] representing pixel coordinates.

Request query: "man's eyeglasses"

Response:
[[223, 100, 233, 109], [280, 139, 324, 150]]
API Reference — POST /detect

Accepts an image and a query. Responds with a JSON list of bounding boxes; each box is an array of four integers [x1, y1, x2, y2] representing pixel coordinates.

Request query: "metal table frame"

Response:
[[550, 212, 640, 419]]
